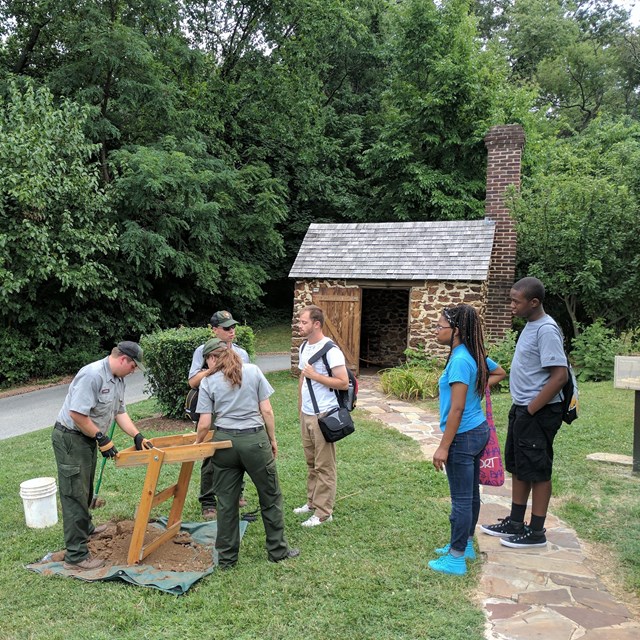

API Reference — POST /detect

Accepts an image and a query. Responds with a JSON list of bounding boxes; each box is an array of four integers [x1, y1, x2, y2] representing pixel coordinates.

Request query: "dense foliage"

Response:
[[141, 324, 256, 418], [1, 0, 639, 381]]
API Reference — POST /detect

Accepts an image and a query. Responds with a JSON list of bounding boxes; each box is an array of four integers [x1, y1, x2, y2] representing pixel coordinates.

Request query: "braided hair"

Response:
[[442, 304, 489, 397]]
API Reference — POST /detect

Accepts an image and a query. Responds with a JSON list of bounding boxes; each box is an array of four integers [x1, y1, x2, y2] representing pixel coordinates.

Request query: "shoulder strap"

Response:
[[303, 340, 341, 412], [307, 340, 336, 365]]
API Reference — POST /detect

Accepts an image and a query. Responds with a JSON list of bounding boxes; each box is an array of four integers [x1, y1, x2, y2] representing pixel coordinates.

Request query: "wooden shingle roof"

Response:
[[289, 220, 496, 281]]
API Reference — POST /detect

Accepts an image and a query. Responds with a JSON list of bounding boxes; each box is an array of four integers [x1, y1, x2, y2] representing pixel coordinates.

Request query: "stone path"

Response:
[[356, 377, 640, 640]]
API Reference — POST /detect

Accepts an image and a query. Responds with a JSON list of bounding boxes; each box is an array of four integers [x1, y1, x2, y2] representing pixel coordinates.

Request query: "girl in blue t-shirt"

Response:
[[429, 305, 506, 576]]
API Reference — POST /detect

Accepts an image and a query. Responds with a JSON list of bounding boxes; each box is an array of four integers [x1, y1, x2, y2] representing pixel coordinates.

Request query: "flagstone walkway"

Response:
[[356, 377, 640, 640]]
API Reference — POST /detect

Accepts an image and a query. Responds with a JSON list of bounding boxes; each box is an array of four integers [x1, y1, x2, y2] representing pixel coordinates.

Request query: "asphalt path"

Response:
[[0, 354, 290, 441]]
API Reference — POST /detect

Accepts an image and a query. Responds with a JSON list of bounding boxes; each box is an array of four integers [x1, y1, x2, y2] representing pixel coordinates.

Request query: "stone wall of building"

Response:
[[484, 124, 525, 341], [408, 280, 488, 359], [360, 289, 410, 368], [291, 278, 489, 371]]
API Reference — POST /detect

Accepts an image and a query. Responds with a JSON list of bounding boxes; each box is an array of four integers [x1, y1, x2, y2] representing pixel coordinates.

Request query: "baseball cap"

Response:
[[117, 341, 144, 370], [202, 338, 227, 358], [210, 310, 238, 328]]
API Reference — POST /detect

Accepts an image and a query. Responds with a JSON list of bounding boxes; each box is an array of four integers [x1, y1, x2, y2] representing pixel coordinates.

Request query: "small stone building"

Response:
[[289, 124, 525, 374]]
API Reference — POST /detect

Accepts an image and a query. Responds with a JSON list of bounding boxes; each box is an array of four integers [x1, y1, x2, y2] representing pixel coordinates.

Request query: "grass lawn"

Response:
[[0, 372, 485, 640], [422, 382, 640, 599], [254, 323, 291, 354]]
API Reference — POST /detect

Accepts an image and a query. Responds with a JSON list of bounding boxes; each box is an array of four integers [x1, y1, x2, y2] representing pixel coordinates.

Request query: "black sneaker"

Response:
[[479, 516, 524, 537], [500, 526, 547, 548]]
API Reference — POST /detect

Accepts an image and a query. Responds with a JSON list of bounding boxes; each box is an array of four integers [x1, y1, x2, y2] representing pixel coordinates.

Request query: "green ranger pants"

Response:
[[51, 427, 99, 563], [199, 454, 246, 510], [212, 429, 289, 567]]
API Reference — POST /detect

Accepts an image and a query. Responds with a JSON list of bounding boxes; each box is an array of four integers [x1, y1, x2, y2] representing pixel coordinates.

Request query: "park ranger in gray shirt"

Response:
[[52, 341, 153, 571], [188, 310, 250, 519]]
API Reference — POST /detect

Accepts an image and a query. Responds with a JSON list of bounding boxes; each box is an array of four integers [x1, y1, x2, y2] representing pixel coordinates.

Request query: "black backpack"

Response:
[[301, 340, 358, 411], [184, 388, 200, 425], [561, 357, 579, 424]]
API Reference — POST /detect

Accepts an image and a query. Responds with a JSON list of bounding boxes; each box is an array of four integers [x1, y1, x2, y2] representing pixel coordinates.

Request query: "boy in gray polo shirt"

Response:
[[481, 277, 568, 548]]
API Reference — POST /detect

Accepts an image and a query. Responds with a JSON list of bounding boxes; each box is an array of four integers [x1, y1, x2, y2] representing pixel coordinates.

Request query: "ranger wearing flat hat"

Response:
[[187, 311, 250, 519], [52, 341, 153, 571]]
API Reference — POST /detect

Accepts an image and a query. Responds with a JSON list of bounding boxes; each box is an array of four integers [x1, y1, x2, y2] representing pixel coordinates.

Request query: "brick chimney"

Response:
[[484, 124, 525, 340]]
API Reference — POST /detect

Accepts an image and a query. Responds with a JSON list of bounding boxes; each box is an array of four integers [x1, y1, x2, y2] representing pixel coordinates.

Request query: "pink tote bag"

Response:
[[479, 387, 505, 486]]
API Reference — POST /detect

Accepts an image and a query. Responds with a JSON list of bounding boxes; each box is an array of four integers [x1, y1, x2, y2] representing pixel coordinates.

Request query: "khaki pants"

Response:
[[300, 412, 337, 519]]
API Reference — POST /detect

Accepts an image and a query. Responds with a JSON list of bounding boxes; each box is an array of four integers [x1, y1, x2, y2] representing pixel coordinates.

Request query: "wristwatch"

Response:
[[95, 431, 104, 440]]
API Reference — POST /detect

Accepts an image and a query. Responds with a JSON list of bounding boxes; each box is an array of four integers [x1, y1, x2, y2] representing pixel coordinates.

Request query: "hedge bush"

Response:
[[571, 319, 623, 382], [140, 325, 256, 418]]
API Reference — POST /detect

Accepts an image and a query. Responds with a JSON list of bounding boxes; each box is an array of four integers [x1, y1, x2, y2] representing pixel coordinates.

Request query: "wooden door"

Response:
[[312, 287, 362, 374]]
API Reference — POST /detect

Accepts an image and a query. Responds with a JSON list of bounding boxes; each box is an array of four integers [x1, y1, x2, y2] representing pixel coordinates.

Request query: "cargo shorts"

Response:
[[504, 403, 563, 482]]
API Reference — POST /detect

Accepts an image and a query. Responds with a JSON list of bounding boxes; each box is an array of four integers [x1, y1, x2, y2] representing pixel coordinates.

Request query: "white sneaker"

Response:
[[301, 515, 333, 527], [293, 504, 313, 514]]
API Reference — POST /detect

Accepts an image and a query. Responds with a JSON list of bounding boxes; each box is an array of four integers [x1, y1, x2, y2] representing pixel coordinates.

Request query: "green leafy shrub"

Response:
[[572, 319, 623, 382], [141, 327, 212, 418], [403, 346, 441, 368], [141, 324, 256, 418], [0, 329, 36, 386], [234, 325, 256, 360], [380, 362, 443, 400], [486, 329, 518, 389]]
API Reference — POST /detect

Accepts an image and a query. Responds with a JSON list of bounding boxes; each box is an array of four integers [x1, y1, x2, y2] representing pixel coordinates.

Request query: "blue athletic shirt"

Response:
[[438, 344, 498, 434]]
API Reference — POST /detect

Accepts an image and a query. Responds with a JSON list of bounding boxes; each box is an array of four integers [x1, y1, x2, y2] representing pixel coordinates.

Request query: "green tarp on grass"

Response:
[[26, 518, 248, 595]]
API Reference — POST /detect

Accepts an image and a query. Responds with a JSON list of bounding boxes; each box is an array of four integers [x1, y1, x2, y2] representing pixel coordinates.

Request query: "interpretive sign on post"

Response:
[[614, 356, 640, 474]]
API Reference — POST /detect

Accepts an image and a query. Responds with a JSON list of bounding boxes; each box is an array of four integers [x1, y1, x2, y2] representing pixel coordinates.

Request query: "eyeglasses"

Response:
[[221, 325, 235, 331], [433, 324, 451, 332]]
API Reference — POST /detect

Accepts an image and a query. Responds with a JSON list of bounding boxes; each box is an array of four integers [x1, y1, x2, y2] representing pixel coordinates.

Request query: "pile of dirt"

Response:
[[136, 415, 194, 433], [46, 520, 213, 572]]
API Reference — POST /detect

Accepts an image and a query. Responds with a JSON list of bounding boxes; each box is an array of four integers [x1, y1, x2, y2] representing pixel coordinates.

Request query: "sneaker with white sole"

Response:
[[500, 526, 547, 548], [301, 514, 333, 527], [480, 516, 524, 537], [435, 540, 476, 560], [293, 504, 313, 515]]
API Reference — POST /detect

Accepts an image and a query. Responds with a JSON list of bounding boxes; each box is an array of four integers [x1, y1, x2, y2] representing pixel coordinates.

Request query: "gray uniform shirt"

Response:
[[57, 357, 126, 432], [510, 315, 566, 406], [188, 342, 250, 380], [196, 363, 274, 430]]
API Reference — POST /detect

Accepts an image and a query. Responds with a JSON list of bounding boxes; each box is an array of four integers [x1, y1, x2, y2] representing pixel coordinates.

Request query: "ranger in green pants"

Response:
[[52, 342, 153, 571], [195, 339, 299, 569]]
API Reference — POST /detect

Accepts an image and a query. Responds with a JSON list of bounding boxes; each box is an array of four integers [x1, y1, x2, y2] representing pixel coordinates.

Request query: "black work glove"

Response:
[[134, 433, 154, 450], [96, 432, 118, 458]]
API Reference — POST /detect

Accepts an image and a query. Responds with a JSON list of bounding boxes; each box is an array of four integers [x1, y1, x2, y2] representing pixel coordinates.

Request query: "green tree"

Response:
[[512, 116, 640, 337], [0, 80, 116, 356], [360, 0, 509, 221]]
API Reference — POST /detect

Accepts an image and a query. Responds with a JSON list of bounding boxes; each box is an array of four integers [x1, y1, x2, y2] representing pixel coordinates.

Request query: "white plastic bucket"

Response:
[[19, 477, 58, 528]]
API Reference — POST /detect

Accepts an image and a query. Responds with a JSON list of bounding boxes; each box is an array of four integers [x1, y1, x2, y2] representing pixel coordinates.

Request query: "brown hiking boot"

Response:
[[63, 555, 104, 571], [90, 524, 108, 536]]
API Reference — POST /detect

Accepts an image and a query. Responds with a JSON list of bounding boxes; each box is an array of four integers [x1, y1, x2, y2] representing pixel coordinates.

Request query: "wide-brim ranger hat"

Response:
[[202, 338, 227, 358], [210, 310, 238, 328], [117, 341, 145, 370]]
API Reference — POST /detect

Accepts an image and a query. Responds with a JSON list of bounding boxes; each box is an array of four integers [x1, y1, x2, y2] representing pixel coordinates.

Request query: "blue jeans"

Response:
[[446, 422, 490, 553]]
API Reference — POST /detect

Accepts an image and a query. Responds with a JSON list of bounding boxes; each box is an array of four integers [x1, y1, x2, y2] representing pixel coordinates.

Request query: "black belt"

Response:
[[216, 426, 264, 435], [55, 422, 89, 437]]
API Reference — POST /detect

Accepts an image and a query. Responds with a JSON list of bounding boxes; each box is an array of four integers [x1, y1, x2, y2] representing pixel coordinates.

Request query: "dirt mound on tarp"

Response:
[[46, 520, 213, 571], [135, 415, 194, 433]]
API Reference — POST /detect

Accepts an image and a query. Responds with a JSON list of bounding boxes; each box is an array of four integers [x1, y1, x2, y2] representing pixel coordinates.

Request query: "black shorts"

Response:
[[504, 403, 563, 482]]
